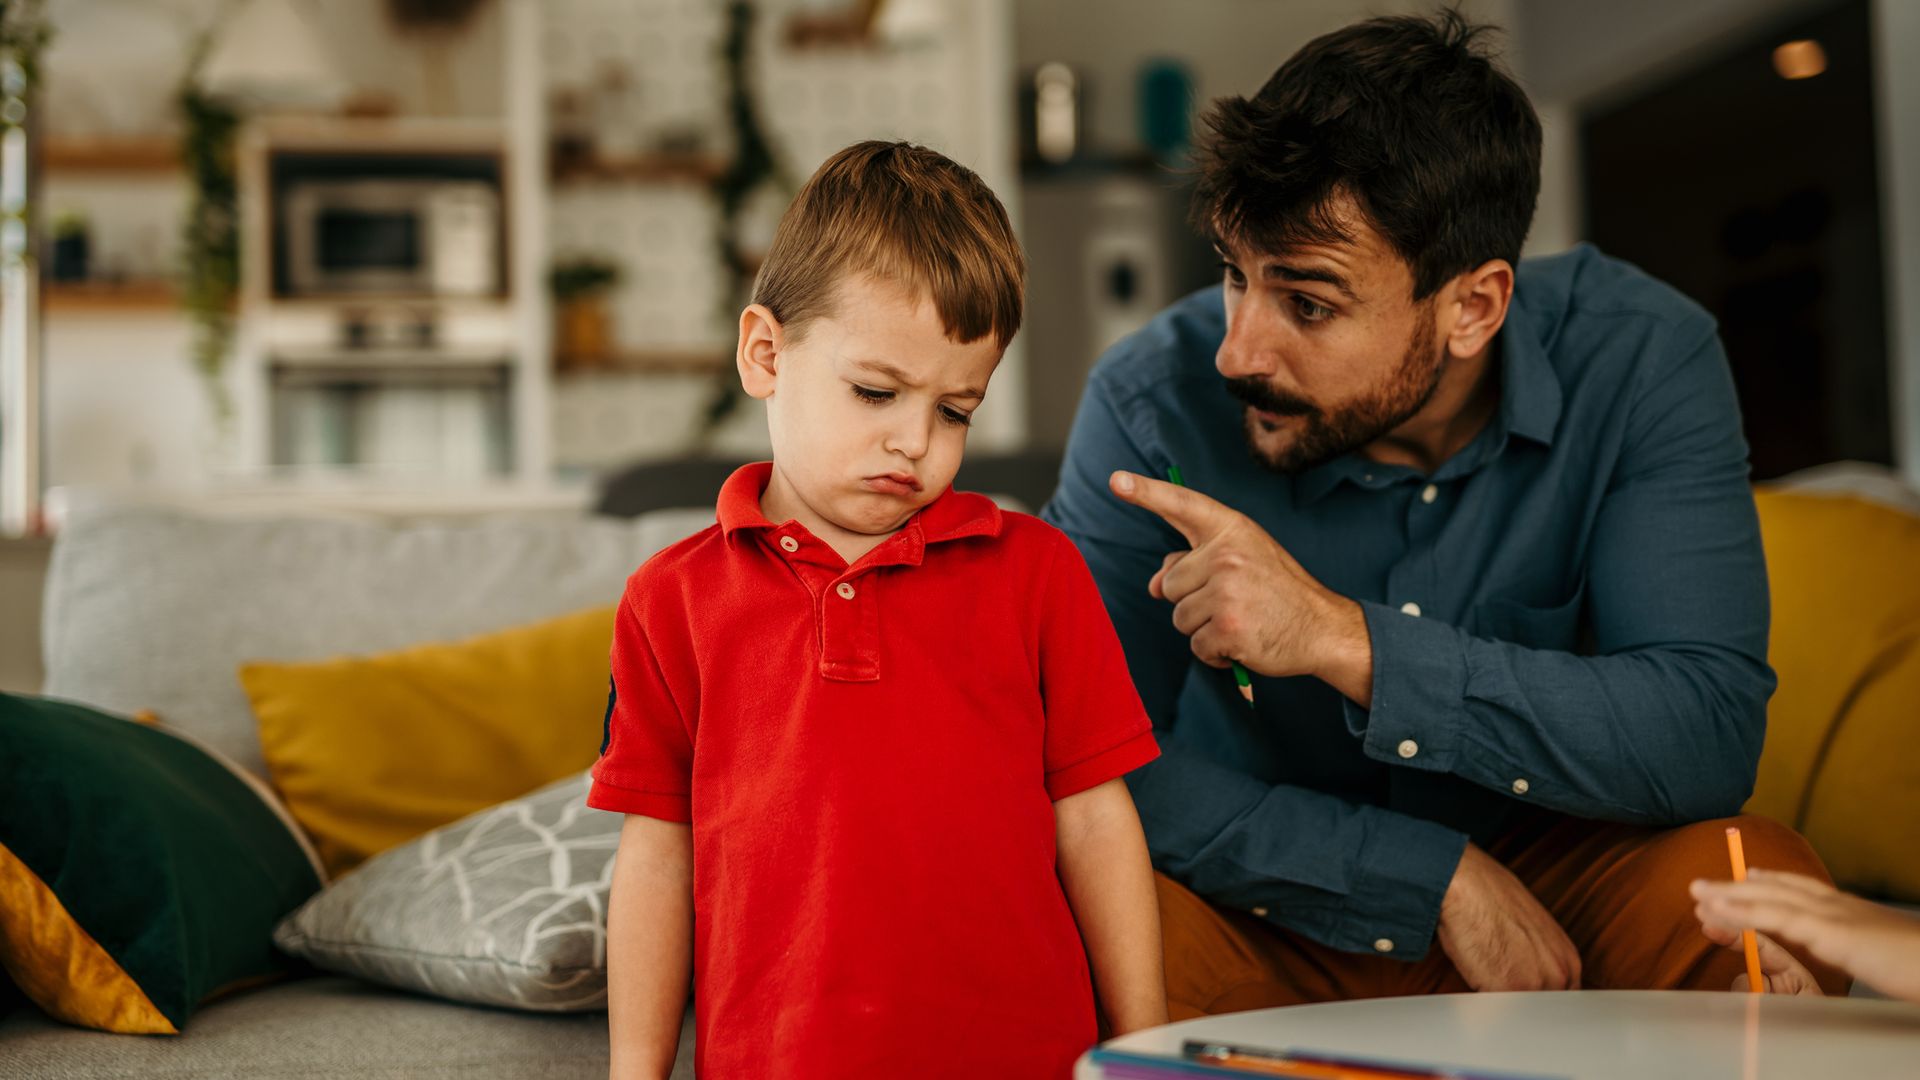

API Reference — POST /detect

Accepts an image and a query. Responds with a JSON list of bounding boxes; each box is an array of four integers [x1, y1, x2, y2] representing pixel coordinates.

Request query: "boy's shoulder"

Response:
[[973, 506, 1082, 572], [620, 520, 727, 608]]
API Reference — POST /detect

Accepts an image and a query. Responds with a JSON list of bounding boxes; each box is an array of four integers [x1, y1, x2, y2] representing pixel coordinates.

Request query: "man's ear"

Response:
[[737, 304, 784, 400], [1442, 259, 1514, 361]]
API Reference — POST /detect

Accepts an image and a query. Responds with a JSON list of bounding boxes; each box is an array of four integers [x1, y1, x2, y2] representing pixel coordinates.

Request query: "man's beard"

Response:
[[1228, 318, 1446, 476]]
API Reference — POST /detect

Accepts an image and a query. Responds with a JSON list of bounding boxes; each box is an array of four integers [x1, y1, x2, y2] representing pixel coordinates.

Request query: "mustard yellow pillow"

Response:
[[242, 605, 617, 879], [1750, 489, 1920, 900]]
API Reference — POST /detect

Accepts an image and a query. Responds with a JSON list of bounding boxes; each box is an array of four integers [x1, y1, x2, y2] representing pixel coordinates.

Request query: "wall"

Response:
[[1015, 0, 1515, 162], [1515, 0, 1920, 484], [1873, 0, 1920, 487]]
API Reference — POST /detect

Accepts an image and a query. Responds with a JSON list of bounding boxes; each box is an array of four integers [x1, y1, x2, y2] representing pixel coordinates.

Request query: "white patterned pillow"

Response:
[[274, 772, 617, 1011]]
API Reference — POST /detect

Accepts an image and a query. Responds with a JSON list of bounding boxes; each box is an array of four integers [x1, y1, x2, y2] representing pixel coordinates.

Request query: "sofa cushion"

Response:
[[0, 975, 694, 1079], [1749, 488, 1920, 901], [274, 772, 617, 1011], [241, 607, 618, 877], [0, 693, 323, 1034], [40, 503, 715, 780]]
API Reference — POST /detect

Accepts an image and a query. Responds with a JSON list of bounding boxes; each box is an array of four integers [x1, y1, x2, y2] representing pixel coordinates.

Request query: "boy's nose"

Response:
[[884, 416, 932, 459]]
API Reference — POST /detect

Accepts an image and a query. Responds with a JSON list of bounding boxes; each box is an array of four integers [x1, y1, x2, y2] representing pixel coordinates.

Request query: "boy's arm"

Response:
[[607, 814, 693, 1080], [1055, 777, 1168, 1037]]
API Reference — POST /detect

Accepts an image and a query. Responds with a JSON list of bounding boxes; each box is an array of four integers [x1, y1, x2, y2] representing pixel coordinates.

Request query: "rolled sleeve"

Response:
[[1328, 808, 1468, 960], [1344, 600, 1470, 773]]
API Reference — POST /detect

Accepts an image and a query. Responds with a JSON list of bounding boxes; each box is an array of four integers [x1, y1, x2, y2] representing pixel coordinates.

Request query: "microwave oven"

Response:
[[283, 179, 500, 297]]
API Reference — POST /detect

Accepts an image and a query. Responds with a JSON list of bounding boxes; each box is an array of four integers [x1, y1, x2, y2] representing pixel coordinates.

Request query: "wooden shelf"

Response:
[[557, 348, 732, 374], [43, 137, 179, 173], [550, 152, 725, 186], [45, 280, 178, 312]]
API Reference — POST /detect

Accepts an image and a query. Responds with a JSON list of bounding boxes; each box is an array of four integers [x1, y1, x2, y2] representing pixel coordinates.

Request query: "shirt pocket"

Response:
[[1472, 579, 1592, 654]]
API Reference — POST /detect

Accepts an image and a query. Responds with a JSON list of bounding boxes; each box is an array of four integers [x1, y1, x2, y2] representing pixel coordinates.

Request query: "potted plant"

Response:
[[548, 255, 622, 370]]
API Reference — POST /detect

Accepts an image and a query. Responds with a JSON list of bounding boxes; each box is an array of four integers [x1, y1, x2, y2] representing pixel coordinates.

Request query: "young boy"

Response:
[[588, 141, 1167, 1080]]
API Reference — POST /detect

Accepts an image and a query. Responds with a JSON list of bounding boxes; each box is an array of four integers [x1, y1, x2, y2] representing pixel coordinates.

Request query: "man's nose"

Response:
[[1215, 301, 1282, 380]]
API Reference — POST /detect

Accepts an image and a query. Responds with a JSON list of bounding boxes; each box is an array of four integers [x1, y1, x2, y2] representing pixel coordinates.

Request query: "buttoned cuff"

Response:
[[1319, 810, 1468, 961], [1343, 600, 1468, 773], [586, 775, 691, 822]]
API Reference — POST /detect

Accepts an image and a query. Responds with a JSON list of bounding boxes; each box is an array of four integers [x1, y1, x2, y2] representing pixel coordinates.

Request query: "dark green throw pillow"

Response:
[[0, 693, 323, 1033]]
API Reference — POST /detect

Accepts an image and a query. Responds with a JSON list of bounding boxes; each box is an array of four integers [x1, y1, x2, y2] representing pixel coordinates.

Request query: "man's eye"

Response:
[[851, 385, 894, 403], [1295, 295, 1333, 322], [1218, 261, 1247, 288]]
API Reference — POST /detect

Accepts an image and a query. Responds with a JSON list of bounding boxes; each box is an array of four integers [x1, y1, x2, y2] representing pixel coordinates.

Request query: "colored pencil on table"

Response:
[[1725, 825, 1766, 994], [1165, 464, 1255, 708]]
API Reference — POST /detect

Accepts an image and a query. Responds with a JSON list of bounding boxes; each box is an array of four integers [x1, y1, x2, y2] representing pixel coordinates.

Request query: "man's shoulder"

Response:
[[1085, 286, 1227, 406], [1519, 245, 1720, 367]]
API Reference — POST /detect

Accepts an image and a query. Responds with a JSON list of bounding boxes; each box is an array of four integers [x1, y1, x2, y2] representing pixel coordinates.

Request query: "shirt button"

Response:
[[1397, 739, 1419, 759], [1512, 778, 1530, 795], [778, 536, 799, 552], [1421, 484, 1438, 504], [1374, 938, 1395, 953], [836, 582, 856, 600], [1362, 473, 1376, 484], [1399, 601, 1422, 617], [1251, 906, 1269, 918]]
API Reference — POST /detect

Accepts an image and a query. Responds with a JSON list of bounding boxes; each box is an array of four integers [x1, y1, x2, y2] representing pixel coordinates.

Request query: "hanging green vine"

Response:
[[178, 23, 241, 424], [697, 0, 791, 445], [0, 0, 52, 270]]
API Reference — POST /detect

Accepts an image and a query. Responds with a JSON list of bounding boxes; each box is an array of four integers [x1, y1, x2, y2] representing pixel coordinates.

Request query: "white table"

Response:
[[1075, 991, 1920, 1079]]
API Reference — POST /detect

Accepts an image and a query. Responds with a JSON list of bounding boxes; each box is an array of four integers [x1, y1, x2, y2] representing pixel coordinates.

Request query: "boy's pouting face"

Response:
[[737, 271, 1003, 554]]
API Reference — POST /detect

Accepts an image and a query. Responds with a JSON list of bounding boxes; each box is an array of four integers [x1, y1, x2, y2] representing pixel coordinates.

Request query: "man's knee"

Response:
[[1676, 813, 1832, 883]]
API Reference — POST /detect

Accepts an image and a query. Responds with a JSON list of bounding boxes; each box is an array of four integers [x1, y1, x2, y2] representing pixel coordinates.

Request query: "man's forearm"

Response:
[[1344, 602, 1768, 824], [608, 815, 694, 1080], [1055, 779, 1167, 1035]]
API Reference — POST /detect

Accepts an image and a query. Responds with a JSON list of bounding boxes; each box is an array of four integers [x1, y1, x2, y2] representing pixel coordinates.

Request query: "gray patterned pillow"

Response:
[[274, 772, 617, 1011]]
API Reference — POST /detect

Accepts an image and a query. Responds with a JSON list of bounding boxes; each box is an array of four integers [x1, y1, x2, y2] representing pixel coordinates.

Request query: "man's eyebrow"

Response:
[[1214, 244, 1362, 304], [853, 359, 986, 399], [1266, 263, 1360, 303]]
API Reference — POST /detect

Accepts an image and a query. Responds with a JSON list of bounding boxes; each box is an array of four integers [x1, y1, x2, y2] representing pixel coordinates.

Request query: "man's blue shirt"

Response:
[[1041, 244, 1773, 960]]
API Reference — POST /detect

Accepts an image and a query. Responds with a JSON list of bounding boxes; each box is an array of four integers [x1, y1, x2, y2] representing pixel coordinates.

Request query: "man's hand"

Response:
[[1108, 470, 1373, 703], [1693, 869, 1920, 1001], [1437, 842, 1582, 991]]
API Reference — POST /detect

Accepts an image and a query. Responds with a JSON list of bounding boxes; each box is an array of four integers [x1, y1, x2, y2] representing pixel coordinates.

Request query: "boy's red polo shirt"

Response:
[[589, 462, 1158, 1080]]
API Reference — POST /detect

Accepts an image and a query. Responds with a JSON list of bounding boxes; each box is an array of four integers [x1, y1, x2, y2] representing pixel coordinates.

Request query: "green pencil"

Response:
[[1165, 465, 1256, 708]]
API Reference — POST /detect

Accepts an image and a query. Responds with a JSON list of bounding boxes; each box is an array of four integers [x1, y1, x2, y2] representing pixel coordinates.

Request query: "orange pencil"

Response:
[[1725, 826, 1765, 994]]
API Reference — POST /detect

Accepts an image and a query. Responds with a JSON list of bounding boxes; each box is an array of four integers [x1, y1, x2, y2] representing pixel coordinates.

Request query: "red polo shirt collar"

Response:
[[715, 461, 1002, 569]]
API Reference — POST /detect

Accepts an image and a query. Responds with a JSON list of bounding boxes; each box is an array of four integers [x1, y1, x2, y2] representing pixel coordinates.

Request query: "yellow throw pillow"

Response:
[[1750, 489, 1920, 900], [242, 605, 617, 879]]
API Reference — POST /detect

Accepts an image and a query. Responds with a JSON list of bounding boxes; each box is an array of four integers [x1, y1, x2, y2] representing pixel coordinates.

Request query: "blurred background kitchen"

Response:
[[1, 0, 1916, 688]]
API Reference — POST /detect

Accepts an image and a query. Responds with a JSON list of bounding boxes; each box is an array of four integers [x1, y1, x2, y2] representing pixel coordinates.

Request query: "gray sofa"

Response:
[[0, 501, 709, 1078]]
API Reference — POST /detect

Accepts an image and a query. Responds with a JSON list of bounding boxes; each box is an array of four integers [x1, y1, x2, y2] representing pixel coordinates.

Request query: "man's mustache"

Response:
[[1225, 376, 1318, 418]]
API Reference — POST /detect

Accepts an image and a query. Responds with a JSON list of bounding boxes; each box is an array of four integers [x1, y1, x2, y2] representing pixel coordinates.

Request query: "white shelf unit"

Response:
[[230, 113, 545, 488]]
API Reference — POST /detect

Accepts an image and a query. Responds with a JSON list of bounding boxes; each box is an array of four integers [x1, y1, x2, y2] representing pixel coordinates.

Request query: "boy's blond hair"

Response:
[[752, 141, 1025, 349]]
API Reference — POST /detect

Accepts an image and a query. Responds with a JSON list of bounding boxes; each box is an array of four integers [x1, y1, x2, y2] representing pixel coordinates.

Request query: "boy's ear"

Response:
[[737, 304, 783, 400]]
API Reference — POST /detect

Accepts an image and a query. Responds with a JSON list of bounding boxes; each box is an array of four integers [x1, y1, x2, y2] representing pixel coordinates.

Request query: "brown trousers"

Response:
[[1157, 811, 1852, 1017]]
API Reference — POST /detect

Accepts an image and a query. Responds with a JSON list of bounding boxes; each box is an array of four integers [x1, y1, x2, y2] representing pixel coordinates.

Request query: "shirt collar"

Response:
[[716, 462, 1002, 567], [1289, 283, 1564, 506]]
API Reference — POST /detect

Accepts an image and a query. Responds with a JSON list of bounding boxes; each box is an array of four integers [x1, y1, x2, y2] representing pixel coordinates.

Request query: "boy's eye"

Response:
[[1218, 260, 1247, 289], [851, 384, 894, 404], [1294, 295, 1333, 322], [939, 406, 972, 428]]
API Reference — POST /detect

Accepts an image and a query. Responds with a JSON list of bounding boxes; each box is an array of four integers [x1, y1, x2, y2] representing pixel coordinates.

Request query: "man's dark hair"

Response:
[[1191, 8, 1541, 299]]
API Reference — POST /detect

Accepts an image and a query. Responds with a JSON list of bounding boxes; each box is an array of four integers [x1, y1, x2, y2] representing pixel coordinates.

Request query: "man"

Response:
[[1041, 10, 1850, 1014]]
